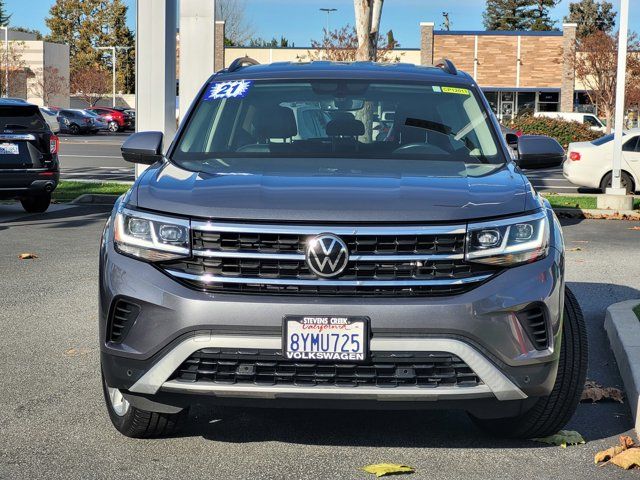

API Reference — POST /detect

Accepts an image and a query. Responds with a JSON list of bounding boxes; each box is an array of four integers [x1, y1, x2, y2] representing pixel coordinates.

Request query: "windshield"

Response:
[[172, 80, 505, 171]]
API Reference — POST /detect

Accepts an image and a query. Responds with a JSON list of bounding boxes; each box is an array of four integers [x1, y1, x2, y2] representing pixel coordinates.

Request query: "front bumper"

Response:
[[100, 215, 564, 409]]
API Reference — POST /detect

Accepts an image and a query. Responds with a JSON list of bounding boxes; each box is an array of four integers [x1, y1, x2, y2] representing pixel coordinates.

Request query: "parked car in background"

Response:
[[40, 107, 60, 134], [58, 109, 98, 135], [87, 107, 134, 132], [0, 100, 59, 213], [84, 110, 109, 132], [564, 130, 640, 194], [535, 112, 606, 133]]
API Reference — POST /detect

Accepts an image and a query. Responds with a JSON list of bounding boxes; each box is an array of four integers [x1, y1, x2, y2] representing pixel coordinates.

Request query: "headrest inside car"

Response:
[[254, 106, 297, 139], [326, 117, 365, 137]]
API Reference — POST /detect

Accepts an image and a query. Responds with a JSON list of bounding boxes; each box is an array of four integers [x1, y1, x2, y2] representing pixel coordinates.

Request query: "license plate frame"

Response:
[[0, 142, 19, 155], [282, 315, 369, 362]]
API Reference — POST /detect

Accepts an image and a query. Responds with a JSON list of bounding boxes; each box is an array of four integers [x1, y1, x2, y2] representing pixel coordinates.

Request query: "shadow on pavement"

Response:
[[0, 203, 112, 231]]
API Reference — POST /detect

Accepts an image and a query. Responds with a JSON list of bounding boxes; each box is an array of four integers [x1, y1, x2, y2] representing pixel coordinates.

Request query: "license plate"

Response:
[[283, 316, 368, 361], [0, 143, 19, 155]]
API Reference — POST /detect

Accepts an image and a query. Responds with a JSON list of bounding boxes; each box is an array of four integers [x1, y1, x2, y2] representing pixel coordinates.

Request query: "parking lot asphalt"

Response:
[[0, 203, 639, 480], [57, 133, 585, 192]]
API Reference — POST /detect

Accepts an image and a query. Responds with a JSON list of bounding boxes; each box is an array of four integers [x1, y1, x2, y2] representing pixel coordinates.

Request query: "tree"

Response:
[[216, 0, 255, 46], [483, 0, 535, 30], [70, 66, 110, 107], [307, 25, 400, 63], [248, 36, 294, 48], [45, 0, 135, 93], [29, 66, 68, 106], [0, 40, 26, 97], [0, 0, 11, 27], [529, 0, 560, 31], [353, 0, 384, 62], [11, 27, 43, 40], [564, 0, 616, 38], [573, 31, 640, 133]]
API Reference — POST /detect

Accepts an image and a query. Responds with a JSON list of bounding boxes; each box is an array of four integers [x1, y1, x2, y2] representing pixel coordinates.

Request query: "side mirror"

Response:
[[515, 135, 565, 169], [121, 131, 164, 165], [505, 133, 519, 147]]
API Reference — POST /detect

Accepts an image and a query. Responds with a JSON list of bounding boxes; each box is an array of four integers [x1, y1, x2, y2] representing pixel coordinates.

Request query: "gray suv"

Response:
[[100, 58, 587, 439]]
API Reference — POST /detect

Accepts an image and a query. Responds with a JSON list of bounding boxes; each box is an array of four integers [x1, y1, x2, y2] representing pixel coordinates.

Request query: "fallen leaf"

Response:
[[18, 253, 38, 259], [595, 436, 635, 464], [64, 347, 92, 357], [629, 226, 640, 231], [361, 464, 415, 477], [610, 448, 640, 470], [581, 380, 624, 404], [567, 247, 582, 252], [533, 430, 585, 448]]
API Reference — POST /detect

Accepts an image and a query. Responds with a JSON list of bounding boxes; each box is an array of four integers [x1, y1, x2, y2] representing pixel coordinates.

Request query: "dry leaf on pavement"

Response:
[[533, 430, 585, 448], [18, 253, 38, 259], [581, 380, 624, 403], [610, 448, 640, 469], [629, 226, 640, 231], [595, 436, 635, 464], [361, 463, 415, 477], [64, 347, 92, 357], [567, 247, 582, 252]]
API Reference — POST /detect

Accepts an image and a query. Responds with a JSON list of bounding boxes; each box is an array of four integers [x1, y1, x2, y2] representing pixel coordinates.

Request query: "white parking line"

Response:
[[59, 154, 123, 159]]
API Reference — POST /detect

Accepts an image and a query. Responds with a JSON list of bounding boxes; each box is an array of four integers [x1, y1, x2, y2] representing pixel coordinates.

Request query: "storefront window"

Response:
[[516, 92, 535, 117], [537, 92, 559, 112]]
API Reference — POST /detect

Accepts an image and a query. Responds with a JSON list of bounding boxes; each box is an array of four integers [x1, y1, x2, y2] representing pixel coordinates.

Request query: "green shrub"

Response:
[[508, 116, 601, 148]]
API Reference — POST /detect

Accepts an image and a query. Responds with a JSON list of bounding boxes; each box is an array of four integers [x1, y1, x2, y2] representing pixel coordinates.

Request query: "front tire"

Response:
[[470, 287, 588, 439], [600, 171, 635, 194], [108, 121, 120, 133], [20, 193, 52, 213], [102, 371, 188, 438]]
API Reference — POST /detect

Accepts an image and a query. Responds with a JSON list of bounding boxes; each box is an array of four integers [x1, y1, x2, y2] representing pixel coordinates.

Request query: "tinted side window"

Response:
[[584, 115, 601, 127], [623, 137, 638, 152]]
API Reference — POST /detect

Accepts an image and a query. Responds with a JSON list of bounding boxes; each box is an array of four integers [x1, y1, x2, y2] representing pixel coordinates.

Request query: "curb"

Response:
[[554, 208, 640, 220], [71, 194, 121, 205], [604, 299, 640, 433]]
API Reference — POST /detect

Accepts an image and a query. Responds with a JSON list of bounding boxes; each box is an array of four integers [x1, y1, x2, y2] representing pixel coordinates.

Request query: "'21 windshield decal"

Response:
[[204, 80, 253, 100]]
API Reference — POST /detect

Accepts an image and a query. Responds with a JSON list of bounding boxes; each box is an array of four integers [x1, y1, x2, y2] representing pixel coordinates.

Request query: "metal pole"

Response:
[[112, 46, 116, 107], [611, 0, 629, 193], [4, 27, 8, 97]]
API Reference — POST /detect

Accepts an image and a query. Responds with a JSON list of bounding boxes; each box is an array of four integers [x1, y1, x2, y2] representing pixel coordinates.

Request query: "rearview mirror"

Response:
[[515, 135, 564, 169], [121, 131, 164, 165]]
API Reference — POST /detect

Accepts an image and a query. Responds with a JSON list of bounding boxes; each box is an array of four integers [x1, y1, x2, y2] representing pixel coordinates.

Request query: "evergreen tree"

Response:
[[0, 0, 11, 27], [564, 0, 616, 38], [529, 0, 560, 31], [45, 0, 135, 93], [483, 0, 534, 30]]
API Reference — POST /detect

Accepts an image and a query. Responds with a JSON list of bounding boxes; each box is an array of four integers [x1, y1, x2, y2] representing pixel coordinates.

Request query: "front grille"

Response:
[[170, 348, 483, 388], [158, 222, 500, 297], [107, 299, 140, 343], [192, 231, 465, 255], [516, 304, 548, 350]]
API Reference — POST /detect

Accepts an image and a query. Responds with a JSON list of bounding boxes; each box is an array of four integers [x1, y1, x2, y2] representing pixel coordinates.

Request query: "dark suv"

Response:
[[0, 100, 59, 212], [100, 59, 587, 439]]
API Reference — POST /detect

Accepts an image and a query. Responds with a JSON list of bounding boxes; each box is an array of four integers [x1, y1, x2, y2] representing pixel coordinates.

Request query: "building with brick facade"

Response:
[[218, 22, 588, 122]]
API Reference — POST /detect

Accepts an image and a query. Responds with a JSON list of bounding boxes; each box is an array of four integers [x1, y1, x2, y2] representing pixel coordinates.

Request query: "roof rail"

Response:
[[433, 58, 457, 76], [228, 56, 260, 72]]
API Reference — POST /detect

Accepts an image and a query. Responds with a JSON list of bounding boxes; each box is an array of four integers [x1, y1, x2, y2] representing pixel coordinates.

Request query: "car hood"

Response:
[[134, 158, 532, 223]]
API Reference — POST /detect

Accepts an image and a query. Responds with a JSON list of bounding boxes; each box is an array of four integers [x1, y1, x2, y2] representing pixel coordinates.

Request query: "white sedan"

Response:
[[564, 129, 640, 193]]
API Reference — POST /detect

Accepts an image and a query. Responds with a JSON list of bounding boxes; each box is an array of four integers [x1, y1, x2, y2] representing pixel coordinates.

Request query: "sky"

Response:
[[5, 0, 640, 48]]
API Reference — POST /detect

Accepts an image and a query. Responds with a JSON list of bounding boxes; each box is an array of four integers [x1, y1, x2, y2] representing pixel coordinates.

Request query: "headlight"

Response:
[[114, 207, 190, 261], [465, 211, 549, 266]]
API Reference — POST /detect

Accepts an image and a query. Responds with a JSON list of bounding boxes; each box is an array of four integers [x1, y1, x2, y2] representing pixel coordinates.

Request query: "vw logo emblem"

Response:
[[305, 234, 349, 278]]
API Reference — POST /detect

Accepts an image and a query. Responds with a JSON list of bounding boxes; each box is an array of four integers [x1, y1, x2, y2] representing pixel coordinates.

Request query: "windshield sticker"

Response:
[[205, 80, 253, 100], [439, 86, 470, 95]]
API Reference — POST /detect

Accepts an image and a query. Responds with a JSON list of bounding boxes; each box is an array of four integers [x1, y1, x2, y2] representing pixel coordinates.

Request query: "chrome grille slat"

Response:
[[158, 221, 499, 296]]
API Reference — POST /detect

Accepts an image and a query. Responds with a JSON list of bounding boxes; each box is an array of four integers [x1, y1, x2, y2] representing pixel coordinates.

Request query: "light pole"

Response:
[[319, 8, 337, 34], [1, 26, 8, 97], [98, 46, 132, 107], [610, 0, 629, 193]]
